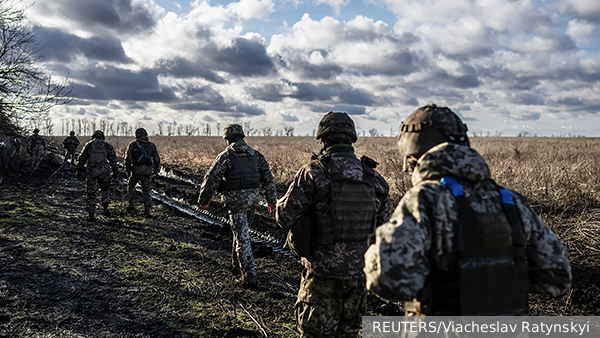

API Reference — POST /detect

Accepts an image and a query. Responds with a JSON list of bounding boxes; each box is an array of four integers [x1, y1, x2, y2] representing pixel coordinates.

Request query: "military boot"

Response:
[[240, 275, 258, 289], [102, 203, 111, 217], [87, 212, 95, 222], [144, 206, 152, 218]]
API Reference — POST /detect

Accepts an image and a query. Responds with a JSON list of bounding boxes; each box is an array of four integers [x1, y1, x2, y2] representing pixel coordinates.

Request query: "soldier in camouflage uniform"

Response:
[[26, 128, 46, 171], [198, 123, 277, 288], [76, 130, 119, 222], [125, 128, 160, 217], [62, 131, 80, 169], [276, 112, 393, 338], [364, 104, 572, 316], [0, 138, 21, 170]]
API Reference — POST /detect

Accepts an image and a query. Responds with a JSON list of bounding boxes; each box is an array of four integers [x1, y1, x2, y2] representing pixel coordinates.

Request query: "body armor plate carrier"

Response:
[[222, 154, 261, 191], [314, 153, 377, 244], [89, 141, 107, 163], [412, 176, 529, 315], [132, 142, 153, 166]]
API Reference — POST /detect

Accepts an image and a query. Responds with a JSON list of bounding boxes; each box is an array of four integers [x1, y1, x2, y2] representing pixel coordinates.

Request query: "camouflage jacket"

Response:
[[364, 143, 572, 301], [27, 135, 46, 151], [198, 140, 277, 212], [277, 145, 393, 279], [62, 136, 80, 151], [77, 139, 118, 178], [124, 136, 160, 176]]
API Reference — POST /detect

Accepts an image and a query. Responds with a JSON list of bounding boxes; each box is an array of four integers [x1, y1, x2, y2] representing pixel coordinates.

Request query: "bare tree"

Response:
[[262, 126, 272, 137], [166, 123, 173, 136], [43, 116, 53, 135], [283, 126, 294, 137], [176, 123, 183, 136], [157, 121, 164, 136], [369, 128, 378, 137], [90, 118, 96, 132], [0, 0, 72, 130], [215, 122, 221, 136]]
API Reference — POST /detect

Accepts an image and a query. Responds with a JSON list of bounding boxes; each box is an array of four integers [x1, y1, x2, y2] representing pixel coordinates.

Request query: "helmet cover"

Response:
[[222, 124, 245, 140], [316, 111, 358, 143]]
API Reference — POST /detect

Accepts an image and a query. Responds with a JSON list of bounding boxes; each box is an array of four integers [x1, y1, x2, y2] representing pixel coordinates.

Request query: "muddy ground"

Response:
[[0, 144, 598, 337]]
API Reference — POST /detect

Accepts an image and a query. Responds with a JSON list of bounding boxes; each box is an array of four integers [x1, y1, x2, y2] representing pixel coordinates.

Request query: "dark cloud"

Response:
[[153, 57, 226, 84], [36, 26, 132, 63], [313, 105, 367, 115], [512, 112, 541, 121], [358, 50, 423, 76], [80, 66, 158, 91], [203, 38, 276, 77], [513, 92, 546, 106], [71, 82, 176, 102], [280, 113, 299, 122], [405, 97, 419, 106], [293, 62, 344, 80], [557, 97, 585, 107], [280, 80, 380, 106], [247, 84, 285, 102], [43, 0, 156, 34]]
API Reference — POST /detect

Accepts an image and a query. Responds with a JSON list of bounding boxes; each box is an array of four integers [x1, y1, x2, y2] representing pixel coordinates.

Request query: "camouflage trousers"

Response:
[[228, 210, 256, 280], [29, 147, 43, 169], [295, 269, 366, 338], [126, 174, 152, 207], [63, 150, 77, 169], [86, 175, 111, 214]]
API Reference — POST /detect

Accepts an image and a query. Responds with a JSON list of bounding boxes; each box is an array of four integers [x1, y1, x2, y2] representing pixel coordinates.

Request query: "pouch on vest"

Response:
[[314, 154, 377, 244], [89, 141, 107, 163], [222, 155, 261, 190], [284, 212, 313, 258], [421, 176, 529, 315]]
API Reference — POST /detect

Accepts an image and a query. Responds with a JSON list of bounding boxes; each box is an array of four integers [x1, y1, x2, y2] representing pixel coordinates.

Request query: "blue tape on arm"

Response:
[[440, 176, 464, 197], [499, 189, 515, 205]]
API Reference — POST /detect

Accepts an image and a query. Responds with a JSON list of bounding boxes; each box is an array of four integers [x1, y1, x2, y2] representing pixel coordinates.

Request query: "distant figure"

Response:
[[62, 131, 80, 170], [364, 104, 572, 315], [26, 128, 46, 171], [0, 138, 21, 170], [76, 130, 119, 222], [198, 123, 277, 289], [124, 128, 160, 217], [276, 112, 393, 338]]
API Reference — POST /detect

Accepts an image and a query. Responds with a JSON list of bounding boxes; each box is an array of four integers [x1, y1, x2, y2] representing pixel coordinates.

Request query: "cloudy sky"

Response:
[[22, 0, 600, 136]]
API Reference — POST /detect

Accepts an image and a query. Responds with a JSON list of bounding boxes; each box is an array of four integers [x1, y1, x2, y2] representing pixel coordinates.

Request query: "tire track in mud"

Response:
[[144, 167, 302, 264]]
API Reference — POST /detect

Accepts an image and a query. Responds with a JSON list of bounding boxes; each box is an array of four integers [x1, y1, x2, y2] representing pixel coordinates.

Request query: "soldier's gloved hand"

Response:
[[199, 204, 209, 210], [267, 203, 276, 213]]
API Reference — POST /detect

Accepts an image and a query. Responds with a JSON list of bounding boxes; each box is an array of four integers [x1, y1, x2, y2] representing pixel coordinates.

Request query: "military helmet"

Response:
[[316, 111, 357, 143], [91, 130, 105, 140], [33, 128, 40, 134], [222, 124, 245, 140], [398, 104, 469, 162], [135, 128, 148, 138], [69, 131, 75, 136]]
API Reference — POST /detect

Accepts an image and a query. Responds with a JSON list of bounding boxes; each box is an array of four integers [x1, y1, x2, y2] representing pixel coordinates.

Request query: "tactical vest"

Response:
[[313, 153, 378, 244], [414, 176, 529, 315], [132, 142, 152, 166], [222, 154, 261, 191], [89, 141, 107, 163]]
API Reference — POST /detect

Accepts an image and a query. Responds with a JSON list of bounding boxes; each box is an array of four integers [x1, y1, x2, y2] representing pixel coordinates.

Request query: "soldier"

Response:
[[276, 112, 393, 338], [0, 138, 21, 170], [76, 130, 119, 222], [198, 123, 277, 289], [364, 104, 572, 316], [124, 128, 160, 217], [62, 131, 80, 169], [26, 128, 46, 170]]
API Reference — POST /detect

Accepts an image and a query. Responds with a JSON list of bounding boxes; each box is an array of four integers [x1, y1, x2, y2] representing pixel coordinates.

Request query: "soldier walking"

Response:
[[27, 128, 46, 171], [276, 112, 392, 338], [62, 131, 80, 169], [198, 124, 277, 289], [124, 128, 160, 217], [0, 138, 21, 170], [76, 130, 119, 222], [364, 104, 572, 315]]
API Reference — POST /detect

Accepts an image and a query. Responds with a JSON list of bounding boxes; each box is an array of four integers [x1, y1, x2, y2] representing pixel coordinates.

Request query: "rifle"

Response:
[[135, 141, 158, 175]]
